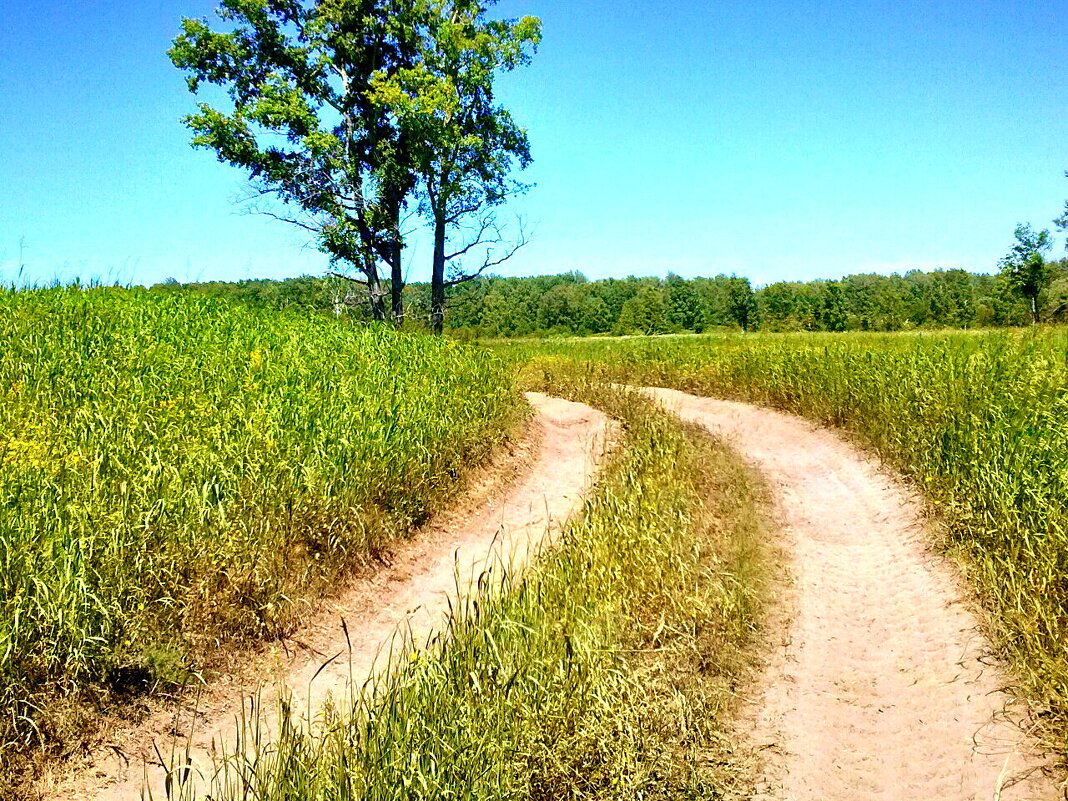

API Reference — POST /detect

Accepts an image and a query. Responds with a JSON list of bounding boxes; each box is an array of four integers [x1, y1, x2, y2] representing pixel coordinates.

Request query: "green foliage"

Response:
[[172, 2, 364, 254], [180, 384, 768, 800], [444, 269, 1035, 335], [170, 0, 541, 330], [617, 286, 674, 335], [496, 328, 1068, 750], [372, 0, 540, 218], [153, 263, 1068, 337], [169, 0, 434, 319], [726, 276, 756, 332], [371, 0, 541, 331], [818, 280, 847, 332], [664, 273, 701, 331], [1000, 223, 1054, 323], [0, 286, 518, 763]]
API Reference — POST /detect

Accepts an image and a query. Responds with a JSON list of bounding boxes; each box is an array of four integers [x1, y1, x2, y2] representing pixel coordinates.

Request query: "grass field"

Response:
[[173, 380, 771, 800], [497, 328, 1068, 746], [0, 287, 519, 766], [11, 288, 1063, 793]]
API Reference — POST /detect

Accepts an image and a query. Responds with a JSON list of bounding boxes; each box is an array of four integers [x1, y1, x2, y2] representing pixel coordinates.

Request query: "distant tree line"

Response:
[[152, 258, 1068, 336]]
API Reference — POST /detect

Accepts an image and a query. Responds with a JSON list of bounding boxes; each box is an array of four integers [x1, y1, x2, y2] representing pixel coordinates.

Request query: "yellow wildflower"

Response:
[[1, 437, 50, 469]]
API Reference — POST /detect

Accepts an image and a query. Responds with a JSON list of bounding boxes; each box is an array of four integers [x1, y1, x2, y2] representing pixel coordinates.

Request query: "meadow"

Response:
[[0, 287, 518, 766], [497, 328, 1068, 743], [9, 285, 1066, 794]]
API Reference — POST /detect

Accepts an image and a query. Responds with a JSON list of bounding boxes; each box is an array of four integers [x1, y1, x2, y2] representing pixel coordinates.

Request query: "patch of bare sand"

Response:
[[643, 387, 1062, 801], [39, 392, 614, 801]]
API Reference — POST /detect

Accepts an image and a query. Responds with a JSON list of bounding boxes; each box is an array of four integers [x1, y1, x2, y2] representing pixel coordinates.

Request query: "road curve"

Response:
[[643, 387, 1059, 801], [44, 393, 615, 801]]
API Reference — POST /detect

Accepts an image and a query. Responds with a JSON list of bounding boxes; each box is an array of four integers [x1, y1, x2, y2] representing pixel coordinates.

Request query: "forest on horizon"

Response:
[[154, 260, 1068, 337]]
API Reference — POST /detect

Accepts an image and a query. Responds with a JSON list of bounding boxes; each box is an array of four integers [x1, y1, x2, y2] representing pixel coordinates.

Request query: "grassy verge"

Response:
[[181, 378, 771, 800], [0, 287, 520, 781], [498, 329, 1068, 753]]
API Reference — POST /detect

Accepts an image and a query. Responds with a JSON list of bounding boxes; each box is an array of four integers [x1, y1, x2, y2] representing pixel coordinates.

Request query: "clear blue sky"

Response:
[[2, 0, 1065, 287]]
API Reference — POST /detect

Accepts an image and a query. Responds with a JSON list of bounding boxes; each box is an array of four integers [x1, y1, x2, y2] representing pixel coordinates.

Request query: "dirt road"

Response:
[[42, 392, 614, 801], [644, 387, 1059, 801]]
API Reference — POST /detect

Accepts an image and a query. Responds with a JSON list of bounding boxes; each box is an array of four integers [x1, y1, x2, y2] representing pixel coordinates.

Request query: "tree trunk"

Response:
[[1030, 293, 1039, 325], [365, 255, 386, 322], [430, 213, 447, 335], [388, 200, 405, 328], [390, 246, 404, 327]]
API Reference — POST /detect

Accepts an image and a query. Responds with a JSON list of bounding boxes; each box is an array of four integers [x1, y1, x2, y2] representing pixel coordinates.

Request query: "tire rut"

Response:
[[42, 392, 615, 801], [643, 387, 1060, 801]]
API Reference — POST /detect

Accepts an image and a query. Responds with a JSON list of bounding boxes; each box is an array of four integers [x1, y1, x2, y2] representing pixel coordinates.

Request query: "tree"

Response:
[[928, 269, 976, 328], [999, 223, 1053, 325], [664, 273, 701, 331], [616, 287, 671, 335], [169, 0, 422, 323], [726, 276, 756, 332], [373, 0, 540, 333], [819, 281, 848, 332]]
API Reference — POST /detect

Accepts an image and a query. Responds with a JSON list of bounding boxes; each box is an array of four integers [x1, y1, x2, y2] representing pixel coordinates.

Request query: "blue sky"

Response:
[[1, 0, 1065, 287]]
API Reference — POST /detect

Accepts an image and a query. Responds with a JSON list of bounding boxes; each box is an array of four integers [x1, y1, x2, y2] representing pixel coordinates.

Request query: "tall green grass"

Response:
[[498, 329, 1068, 746], [175, 381, 769, 800], [0, 286, 519, 763]]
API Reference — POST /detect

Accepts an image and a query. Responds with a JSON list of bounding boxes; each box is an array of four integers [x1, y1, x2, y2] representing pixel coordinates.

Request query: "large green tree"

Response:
[[999, 223, 1054, 325], [373, 0, 540, 333], [169, 0, 422, 322]]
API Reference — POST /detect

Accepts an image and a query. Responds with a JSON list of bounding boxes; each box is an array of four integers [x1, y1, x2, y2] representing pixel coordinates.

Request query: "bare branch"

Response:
[[445, 218, 529, 287], [445, 216, 499, 261], [443, 199, 483, 225], [326, 270, 369, 286], [258, 210, 322, 233], [400, 206, 421, 236]]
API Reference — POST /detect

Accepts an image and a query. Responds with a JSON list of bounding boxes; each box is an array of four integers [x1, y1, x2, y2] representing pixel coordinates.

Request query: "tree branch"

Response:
[[445, 219, 528, 287], [258, 210, 322, 233], [326, 271, 368, 286], [445, 215, 498, 261]]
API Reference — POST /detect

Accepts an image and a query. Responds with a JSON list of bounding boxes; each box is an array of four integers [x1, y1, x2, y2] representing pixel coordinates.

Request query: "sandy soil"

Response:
[[39, 392, 614, 801], [644, 387, 1062, 801]]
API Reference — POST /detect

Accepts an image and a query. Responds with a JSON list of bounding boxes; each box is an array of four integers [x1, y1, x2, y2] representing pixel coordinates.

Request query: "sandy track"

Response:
[[42, 392, 614, 801], [643, 387, 1060, 801]]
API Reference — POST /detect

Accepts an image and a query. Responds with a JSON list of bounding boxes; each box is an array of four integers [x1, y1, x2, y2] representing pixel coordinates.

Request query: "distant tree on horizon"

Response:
[[726, 276, 756, 332], [155, 264, 1040, 336], [999, 223, 1054, 325]]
